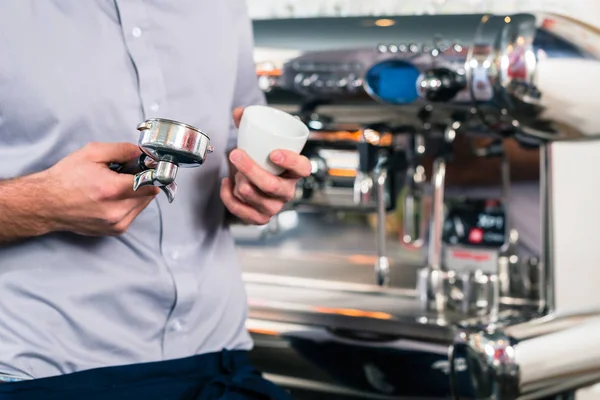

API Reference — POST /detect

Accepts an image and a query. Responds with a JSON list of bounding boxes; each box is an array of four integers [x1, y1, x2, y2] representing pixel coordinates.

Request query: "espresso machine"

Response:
[[238, 12, 600, 400]]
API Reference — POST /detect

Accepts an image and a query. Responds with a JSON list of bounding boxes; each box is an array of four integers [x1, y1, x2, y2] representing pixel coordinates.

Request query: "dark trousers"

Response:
[[0, 350, 292, 400]]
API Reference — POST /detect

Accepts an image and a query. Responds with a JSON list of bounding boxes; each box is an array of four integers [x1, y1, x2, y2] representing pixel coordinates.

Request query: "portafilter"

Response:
[[110, 118, 214, 203]]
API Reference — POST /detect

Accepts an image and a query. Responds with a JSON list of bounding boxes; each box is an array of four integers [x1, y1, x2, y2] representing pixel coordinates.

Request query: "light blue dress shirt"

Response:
[[0, 0, 265, 380]]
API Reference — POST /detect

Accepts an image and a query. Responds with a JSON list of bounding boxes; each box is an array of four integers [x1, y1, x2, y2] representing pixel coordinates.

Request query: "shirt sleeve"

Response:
[[227, 0, 267, 152]]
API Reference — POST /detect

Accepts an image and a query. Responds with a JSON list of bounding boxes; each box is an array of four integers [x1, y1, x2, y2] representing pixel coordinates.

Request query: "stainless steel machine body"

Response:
[[237, 13, 600, 399]]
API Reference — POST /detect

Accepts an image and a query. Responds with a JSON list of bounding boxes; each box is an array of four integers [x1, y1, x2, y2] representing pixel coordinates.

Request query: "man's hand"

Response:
[[220, 107, 311, 225], [42, 142, 160, 236]]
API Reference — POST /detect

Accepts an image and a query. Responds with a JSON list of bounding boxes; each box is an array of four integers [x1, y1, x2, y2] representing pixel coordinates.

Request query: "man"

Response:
[[0, 1, 310, 398]]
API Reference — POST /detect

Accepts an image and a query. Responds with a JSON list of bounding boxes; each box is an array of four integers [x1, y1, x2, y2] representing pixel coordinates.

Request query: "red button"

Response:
[[485, 199, 499, 208], [468, 228, 484, 244], [542, 19, 557, 29]]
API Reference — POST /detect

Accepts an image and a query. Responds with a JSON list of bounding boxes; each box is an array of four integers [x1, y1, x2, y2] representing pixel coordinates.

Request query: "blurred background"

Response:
[[238, 1, 600, 399], [247, 0, 597, 26]]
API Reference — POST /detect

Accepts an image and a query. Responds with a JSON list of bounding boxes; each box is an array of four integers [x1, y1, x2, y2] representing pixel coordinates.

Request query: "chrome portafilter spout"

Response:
[[110, 118, 214, 203], [133, 159, 180, 203]]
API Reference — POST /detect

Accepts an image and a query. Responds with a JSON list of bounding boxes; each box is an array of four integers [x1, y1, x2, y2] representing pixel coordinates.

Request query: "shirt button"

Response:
[[170, 320, 183, 332], [170, 250, 180, 260], [132, 26, 142, 38], [150, 103, 160, 112]]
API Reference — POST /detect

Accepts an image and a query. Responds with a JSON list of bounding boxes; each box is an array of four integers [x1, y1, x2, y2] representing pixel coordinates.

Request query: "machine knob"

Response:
[[295, 155, 328, 201], [417, 68, 466, 102]]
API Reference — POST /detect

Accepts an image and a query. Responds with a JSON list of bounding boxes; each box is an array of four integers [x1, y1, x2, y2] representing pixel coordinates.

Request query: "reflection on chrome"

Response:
[[241, 12, 600, 400]]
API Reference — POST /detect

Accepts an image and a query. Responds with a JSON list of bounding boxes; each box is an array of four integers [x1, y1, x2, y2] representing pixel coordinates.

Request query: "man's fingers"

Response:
[[232, 173, 284, 216], [121, 196, 157, 225], [83, 142, 142, 164], [127, 185, 161, 199], [108, 196, 157, 235], [118, 178, 161, 199], [221, 178, 271, 225], [269, 150, 312, 179], [95, 173, 160, 201], [228, 149, 291, 198]]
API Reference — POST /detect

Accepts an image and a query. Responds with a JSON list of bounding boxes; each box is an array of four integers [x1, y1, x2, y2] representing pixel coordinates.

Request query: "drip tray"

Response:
[[232, 211, 424, 290]]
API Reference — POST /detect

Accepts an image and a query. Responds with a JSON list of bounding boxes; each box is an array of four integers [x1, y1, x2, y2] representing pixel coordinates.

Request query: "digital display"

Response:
[[364, 60, 420, 105], [377, 66, 420, 103], [443, 199, 506, 248]]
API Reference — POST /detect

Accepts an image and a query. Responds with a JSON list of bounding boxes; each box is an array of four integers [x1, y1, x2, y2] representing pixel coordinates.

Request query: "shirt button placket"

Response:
[[114, 0, 167, 120], [162, 268, 197, 358], [114, 0, 185, 358]]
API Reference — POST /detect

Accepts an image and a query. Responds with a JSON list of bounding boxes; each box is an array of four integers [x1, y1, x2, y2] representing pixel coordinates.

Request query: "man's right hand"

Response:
[[42, 142, 160, 236]]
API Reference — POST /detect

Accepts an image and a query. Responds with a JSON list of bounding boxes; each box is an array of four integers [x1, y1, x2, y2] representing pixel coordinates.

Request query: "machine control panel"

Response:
[[377, 42, 465, 57], [292, 62, 364, 96], [443, 199, 506, 248], [416, 67, 468, 102], [441, 199, 507, 274], [267, 38, 474, 104]]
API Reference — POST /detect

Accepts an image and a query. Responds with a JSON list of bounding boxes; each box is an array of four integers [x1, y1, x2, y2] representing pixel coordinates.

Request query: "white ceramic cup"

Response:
[[237, 105, 310, 175]]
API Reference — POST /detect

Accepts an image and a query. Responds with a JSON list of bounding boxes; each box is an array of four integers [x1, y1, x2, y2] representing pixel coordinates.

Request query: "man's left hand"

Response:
[[220, 108, 311, 225]]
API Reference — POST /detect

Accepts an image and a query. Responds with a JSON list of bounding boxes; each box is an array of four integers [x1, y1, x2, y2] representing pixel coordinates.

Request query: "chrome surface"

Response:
[[245, 278, 600, 399], [419, 122, 462, 313], [417, 267, 452, 317], [450, 314, 600, 399], [416, 67, 468, 102], [466, 13, 600, 141], [373, 156, 390, 286], [136, 118, 213, 167], [538, 143, 554, 317], [246, 315, 455, 399], [459, 270, 500, 318], [401, 134, 428, 248], [427, 158, 447, 272], [240, 11, 600, 400], [129, 118, 213, 202], [352, 170, 374, 206]]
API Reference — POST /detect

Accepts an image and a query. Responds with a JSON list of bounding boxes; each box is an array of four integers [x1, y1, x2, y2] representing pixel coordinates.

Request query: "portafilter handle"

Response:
[[109, 154, 179, 203], [108, 153, 152, 175]]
